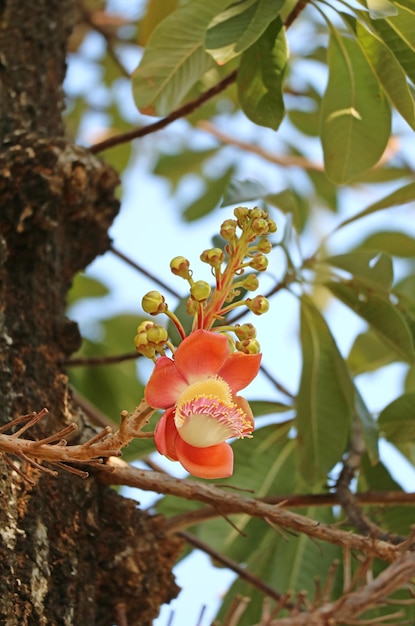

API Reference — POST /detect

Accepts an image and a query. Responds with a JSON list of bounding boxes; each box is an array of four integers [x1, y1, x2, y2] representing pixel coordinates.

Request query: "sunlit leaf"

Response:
[[370, 11, 415, 83], [182, 166, 235, 221], [237, 17, 287, 130], [326, 280, 414, 363], [321, 250, 394, 290], [297, 297, 353, 485], [363, 0, 398, 18], [132, 0, 226, 115], [206, 0, 284, 64], [321, 31, 391, 184], [138, 0, 178, 46]]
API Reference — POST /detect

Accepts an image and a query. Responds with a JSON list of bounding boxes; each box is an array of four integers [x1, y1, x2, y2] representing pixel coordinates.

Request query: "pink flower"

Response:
[[145, 329, 261, 479]]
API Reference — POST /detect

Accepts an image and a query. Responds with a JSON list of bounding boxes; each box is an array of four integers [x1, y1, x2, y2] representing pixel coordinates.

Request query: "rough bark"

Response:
[[0, 2, 181, 624]]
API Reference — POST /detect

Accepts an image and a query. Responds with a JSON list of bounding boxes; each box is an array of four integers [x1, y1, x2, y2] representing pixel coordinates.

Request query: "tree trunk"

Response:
[[0, 2, 180, 624]]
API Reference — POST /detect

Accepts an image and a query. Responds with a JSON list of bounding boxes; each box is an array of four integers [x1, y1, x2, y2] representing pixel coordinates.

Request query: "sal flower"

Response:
[[135, 207, 276, 478], [145, 329, 261, 478]]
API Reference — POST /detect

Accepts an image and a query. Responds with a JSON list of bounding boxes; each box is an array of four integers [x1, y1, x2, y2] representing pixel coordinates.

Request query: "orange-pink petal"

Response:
[[217, 351, 262, 393], [154, 408, 179, 461], [145, 356, 187, 408], [174, 437, 234, 479], [173, 329, 230, 384]]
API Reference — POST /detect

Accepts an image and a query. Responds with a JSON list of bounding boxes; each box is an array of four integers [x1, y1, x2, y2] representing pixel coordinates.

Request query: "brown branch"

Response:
[[89, 70, 237, 154], [110, 245, 182, 299], [284, 0, 311, 29], [263, 551, 415, 625], [98, 464, 406, 562], [67, 352, 139, 367], [197, 121, 324, 172]]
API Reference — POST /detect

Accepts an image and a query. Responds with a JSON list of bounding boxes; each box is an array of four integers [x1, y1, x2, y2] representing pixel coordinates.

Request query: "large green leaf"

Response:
[[237, 17, 287, 130], [296, 297, 353, 485], [67, 273, 109, 308], [335, 181, 415, 230], [132, 0, 227, 115], [326, 280, 415, 363], [321, 250, 393, 290], [363, 0, 398, 18], [321, 32, 391, 184], [355, 19, 415, 129], [205, 0, 285, 64]]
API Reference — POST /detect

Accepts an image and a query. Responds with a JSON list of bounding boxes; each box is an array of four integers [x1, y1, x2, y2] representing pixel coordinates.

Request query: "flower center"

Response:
[[175, 376, 253, 448]]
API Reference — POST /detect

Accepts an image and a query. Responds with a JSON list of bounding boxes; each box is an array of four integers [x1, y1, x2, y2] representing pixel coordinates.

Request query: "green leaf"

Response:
[[138, 0, 178, 46], [355, 20, 415, 129], [296, 297, 353, 485], [378, 392, 415, 442], [354, 385, 379, 463], [358, 231, 415, 257], [348, 329, 397, 374], [237, 17, 287, 130], [249, 400, 294, 416], [67, 273, 109, 308], [182, 166, 235, 221], [370, 12, 415, 84], [221, 177, 268, 206], [205, 0, 284, 64], [335, 181, 415, 230], [326, 280, 415, 363], [321, 250, 394, 290], [132, 0, 226, 116], [153, 147, 219, 191], [321, 32, 391, 184]]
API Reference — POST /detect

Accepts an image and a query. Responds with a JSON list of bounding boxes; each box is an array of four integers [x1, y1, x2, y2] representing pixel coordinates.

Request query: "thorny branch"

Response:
[[0, 401, 155, 484]]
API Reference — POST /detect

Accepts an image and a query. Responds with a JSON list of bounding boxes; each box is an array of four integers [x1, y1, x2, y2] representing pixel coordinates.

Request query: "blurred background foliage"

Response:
[[65, 0, 415, 623]]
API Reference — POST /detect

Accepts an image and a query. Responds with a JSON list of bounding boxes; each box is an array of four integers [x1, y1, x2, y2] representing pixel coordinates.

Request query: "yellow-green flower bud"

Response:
[[267, 218, 277, 233], [190, 280, 211, 302], [234, 207, 249, 228], [146, 325, 168, 346], [250, 207, 264, 220], [170, 256, 191, 279], [249, 254, 268, 272], [134, 330, 148, 350], [246, 295, 269, 315], [236, 338, 261, 354], [257, 238, 272, 254], [243, 274, 259, 291], [234, 323, 257, 340], [200, 247, 225, 268], [138, 343, 156, 359], [251, 218, 268, 235], [142, 291, 166, 315], [136, 320, 156, 334], [220, 219, 237, 242]]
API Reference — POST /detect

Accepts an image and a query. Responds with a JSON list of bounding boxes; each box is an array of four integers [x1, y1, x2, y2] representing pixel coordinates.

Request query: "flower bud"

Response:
[[251, 218, 269, 235], [257, 238, 272, 254], [200, 247, 225, 268], [186, 296, 199, 316], [190, 280, 211, 302], [236, 338, 261, 354], [146, 325, 168, 346], [242, 274, 259, 291], [234, 207, 249, 228], [234, 323, 257, 340], [142, 291, 166, 315], [267, 217, 277, 233], [246, 295, 269, 315], [249, 254, 268, 272], [220, 219, 237, 242], [170, 256, 191, 279]]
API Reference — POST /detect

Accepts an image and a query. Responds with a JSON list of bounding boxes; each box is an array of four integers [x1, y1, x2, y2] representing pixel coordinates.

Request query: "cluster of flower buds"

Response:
[[136, 207, 276, 359]]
